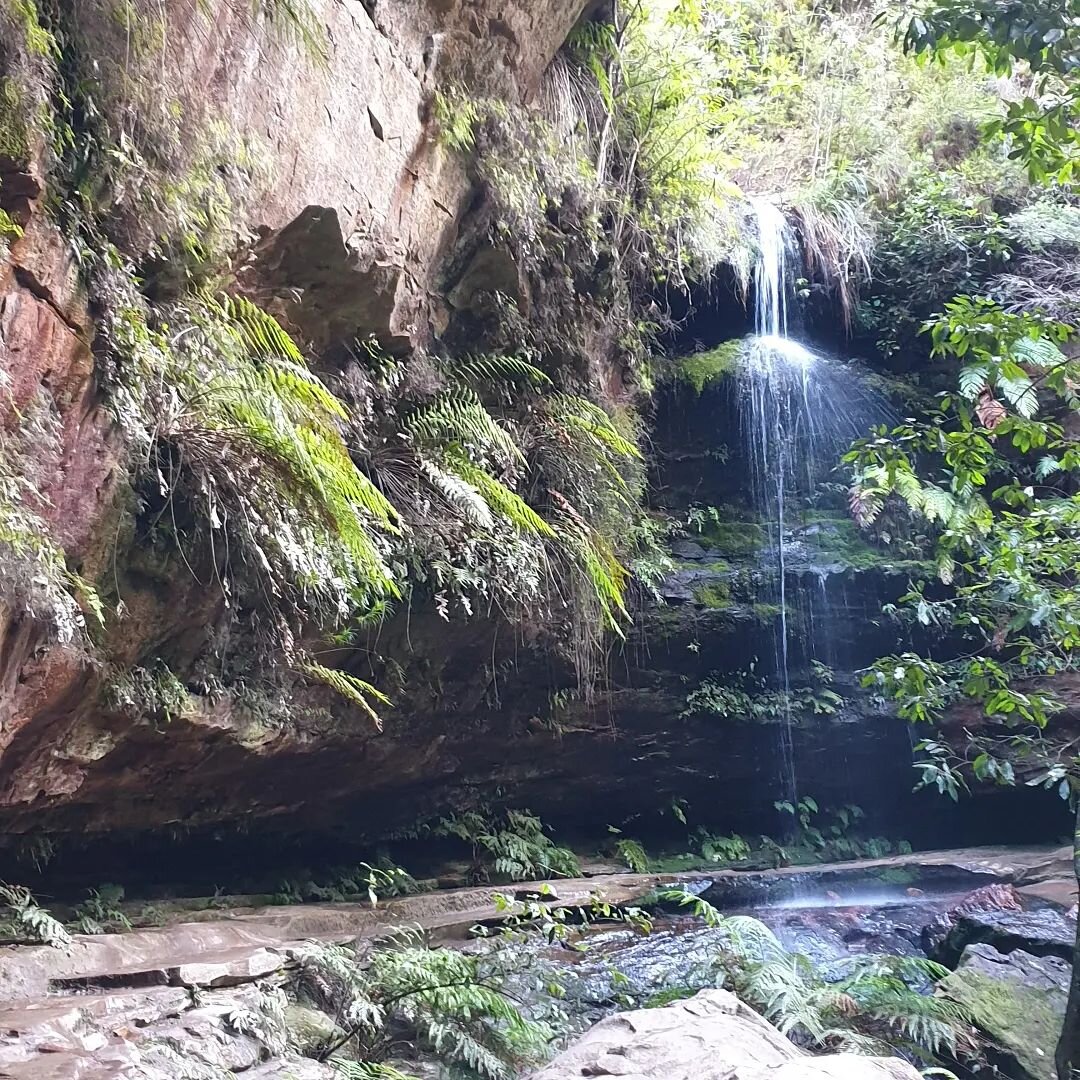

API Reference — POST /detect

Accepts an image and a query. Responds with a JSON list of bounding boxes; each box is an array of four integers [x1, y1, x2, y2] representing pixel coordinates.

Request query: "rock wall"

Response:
[[0, 0, 1069, 873]]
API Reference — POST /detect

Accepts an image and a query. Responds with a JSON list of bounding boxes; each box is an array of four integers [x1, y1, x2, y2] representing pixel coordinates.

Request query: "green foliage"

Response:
[[662, 889, 970, 1062], [274, 863, 415, 907], [682, 667, 844, 722], [433, 85, 485, 153], [432, 810, 580, 883], [901, 0, 1080, 182], [0, 78, 28, 164], [677, 341, 745, 394], [110, 290, 399, 625], [614, 838, 650, 873], [70, 885, 132, 935], [698, 831, 750, 863], [294, 659, 392, 731], [858, 173, 1012, 358], [104, 662, 192, 727], [0, 382, 104, 644], [0, 208, 22, 244], [0, 883, 70, 947], [295, 929, 554, 1078]]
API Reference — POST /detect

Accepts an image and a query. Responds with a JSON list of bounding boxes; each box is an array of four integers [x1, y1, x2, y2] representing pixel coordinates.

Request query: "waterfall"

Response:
[[737, 199, 890, 811], [741, 199, 813, 808]]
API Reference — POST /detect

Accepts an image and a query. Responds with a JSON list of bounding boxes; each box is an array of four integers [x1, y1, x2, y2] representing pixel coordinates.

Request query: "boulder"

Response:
[[285, 1003, 344, 1058], [526, 989, 921, 1080], [921, 883, 1022, 957], [932, 907, 1076, 968], [940, 943, 1068, 1080]]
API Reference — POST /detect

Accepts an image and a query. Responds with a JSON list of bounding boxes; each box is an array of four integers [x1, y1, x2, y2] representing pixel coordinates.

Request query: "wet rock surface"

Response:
[[933, 907, 1076, 967]]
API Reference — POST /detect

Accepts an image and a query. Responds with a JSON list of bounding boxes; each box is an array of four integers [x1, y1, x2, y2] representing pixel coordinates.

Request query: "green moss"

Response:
[[798, 513, 929, 572], [677, 340, 744, 394], [752, 603, 781, 622], [3, 0, 55, 57], [0, 209, 22, 242], [694, 520, 767, 558], [941, 968, 1064, 1080], [874, 867, 917, 886], [692, 581, 731, 608], [0, 79, 30, 164]]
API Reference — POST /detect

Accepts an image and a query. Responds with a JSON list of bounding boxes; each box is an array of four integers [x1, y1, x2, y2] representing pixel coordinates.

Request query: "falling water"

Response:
[[741, 199, 813, 807], [738, 199, 891, 810]]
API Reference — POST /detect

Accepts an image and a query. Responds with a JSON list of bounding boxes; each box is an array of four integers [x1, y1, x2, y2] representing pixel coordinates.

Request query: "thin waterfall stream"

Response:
[[737, 199, 891, 812]]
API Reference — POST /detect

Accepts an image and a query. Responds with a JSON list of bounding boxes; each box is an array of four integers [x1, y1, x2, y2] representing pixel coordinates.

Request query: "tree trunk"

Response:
[[1055, 798, 1080, 1080]]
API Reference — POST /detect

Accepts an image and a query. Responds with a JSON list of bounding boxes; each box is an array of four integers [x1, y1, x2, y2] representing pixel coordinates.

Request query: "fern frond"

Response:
[[446, 451, 554, 536], [453, 353, 552, 389], [419, 458, 495, 530], [407, 390, 523, 465], [295, 658, 391, 730], [551, 394, 642, 460]]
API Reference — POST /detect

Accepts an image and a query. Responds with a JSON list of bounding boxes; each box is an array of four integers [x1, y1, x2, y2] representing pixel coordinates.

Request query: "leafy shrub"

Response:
[[71, 884, 132, 935], [662, 890, 971, 1062], [0, 883, 70, 947], [432, 810, 580, 882], [615, 838, 649, 873], [295, 929, 554, 1078]]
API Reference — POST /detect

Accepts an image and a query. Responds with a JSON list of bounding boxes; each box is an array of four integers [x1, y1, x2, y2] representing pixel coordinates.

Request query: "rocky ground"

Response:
[[0, 846, 1071, 1079]]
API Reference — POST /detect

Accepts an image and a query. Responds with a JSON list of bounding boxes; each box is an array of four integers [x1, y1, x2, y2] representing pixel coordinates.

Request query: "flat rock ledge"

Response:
[[527, 989, 921, 1080]]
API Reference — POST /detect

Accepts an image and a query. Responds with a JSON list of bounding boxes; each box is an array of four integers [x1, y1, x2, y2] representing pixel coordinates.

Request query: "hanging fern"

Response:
[[295, 657, 391, 730], [117, 293, 402, 626], [451, 353, 552, 389], [446, 450, 554, 537], [406, 390, 523, 465]]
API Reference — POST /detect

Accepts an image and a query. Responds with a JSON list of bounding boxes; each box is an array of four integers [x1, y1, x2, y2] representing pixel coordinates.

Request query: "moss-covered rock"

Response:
[[285, 1003, 343, 1058], [692, 520, 766, 558], [677, 340, 744, 394], [940, 963, 1065, 1080], [692, 581, 731, 608]]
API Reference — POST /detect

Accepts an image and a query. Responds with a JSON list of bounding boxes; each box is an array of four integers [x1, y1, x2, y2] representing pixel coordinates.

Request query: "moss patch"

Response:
[[677, 340, 744, 394], [643, 986, 701, 1008], [0, 78, 30, 164], [940, 967, 1064, 1080], [797, 513, 930, 573], [692, 581, 731, 608], [693, 520, 767, 558]]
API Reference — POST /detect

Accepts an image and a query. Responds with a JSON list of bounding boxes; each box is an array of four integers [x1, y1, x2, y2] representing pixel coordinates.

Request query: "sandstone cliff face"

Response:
[[0, 0, 597, 848]]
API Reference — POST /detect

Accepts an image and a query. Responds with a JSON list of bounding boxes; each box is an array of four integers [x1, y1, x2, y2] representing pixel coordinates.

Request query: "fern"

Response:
[[452, 353, 552, 389], [297, 931, 552, 1079], [553, 394, 642, 462], [295, 658, 391, 730], [448, 452, 554, 537], [406, 390, 523, 465], [419, 458, 495, 530], [615, 838, 649, 872], [116, 294, 401, 637], [0, 884, 71, 948], [331, 1064, 419, 1080]]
